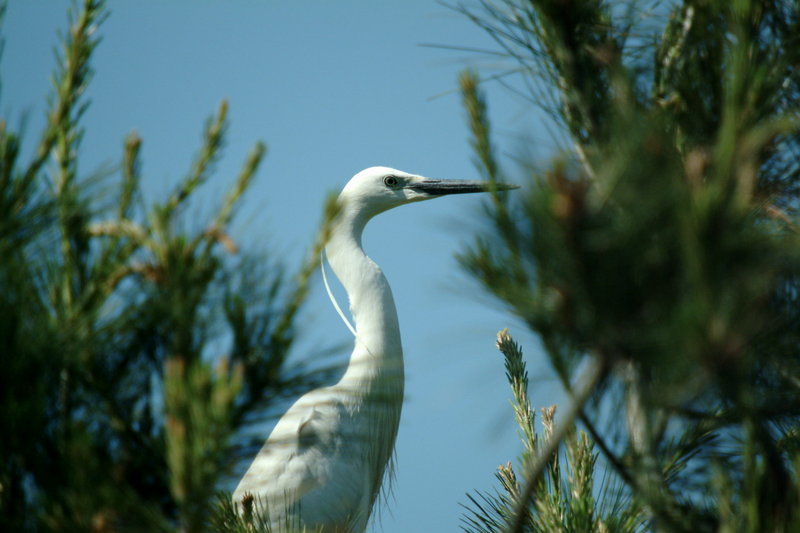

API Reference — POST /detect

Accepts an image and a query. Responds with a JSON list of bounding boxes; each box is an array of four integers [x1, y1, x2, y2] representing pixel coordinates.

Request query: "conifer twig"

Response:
[[459, 70, 527, 286], [496, 329, 536, 455], [272, 193, 340, 347], [162, 99, 228, 218], [24, 0, 106, 187], [506, 355, 606, 533]]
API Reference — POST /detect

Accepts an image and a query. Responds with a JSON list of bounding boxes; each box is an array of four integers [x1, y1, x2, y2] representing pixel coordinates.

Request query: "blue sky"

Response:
[[3, 2, 564, 531]]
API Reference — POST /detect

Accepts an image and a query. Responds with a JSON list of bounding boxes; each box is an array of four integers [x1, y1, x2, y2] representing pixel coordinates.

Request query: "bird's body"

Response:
[[233, 167, 513, 532]]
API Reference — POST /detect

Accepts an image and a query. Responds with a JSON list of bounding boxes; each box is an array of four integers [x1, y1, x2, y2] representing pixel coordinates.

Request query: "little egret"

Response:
[[233, 167, 515, 532]]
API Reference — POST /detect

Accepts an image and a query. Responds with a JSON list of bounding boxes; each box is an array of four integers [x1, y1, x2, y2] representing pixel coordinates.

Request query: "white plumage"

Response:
[[233, 167, 512, 532]]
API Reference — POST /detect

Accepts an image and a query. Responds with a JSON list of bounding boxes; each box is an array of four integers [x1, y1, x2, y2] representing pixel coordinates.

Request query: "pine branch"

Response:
[[24, 0, 106, 188], [1, 3, 321, 529], [497, 329, 537, 456], [160, 99, 228, 221], [506, 355, 606, 533], [459, 0, 800, 531]]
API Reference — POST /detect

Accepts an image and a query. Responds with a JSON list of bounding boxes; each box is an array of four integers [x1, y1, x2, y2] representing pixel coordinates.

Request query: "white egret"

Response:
[[233, 167, 515, 532]]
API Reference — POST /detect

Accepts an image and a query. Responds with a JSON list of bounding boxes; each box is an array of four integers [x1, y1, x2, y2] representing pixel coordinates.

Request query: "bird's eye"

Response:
[[383, 176, 399, 188]]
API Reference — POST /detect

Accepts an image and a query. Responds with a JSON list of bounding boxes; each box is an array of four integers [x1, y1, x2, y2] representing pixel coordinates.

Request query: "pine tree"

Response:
[[457, 1, 800, 531], [0, 2, 334, 531]]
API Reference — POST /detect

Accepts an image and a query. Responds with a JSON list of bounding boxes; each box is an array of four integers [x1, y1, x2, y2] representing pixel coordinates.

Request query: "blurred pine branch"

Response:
[[0, 2, 331, 531], [462, 330, 642, 533], [457, 0, 800, 532]]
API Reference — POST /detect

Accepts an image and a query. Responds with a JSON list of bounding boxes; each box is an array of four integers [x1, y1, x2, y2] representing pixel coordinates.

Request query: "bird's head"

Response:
[[339, 166, 516, 220]]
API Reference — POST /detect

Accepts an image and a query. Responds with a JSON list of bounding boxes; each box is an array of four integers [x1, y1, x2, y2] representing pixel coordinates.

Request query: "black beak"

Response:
[[408, 179, 518, 196]]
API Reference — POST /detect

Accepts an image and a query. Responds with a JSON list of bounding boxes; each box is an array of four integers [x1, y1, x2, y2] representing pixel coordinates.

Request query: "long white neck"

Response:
[[324, 206, 405, 518], [324, 209, 404, 385]]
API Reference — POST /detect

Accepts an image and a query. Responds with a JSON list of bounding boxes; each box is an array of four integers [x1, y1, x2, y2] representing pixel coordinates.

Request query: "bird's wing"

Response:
[[233, 390, 350, 509]]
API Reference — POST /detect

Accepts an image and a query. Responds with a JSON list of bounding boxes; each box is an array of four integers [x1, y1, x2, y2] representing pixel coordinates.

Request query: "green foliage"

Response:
[[0, 2, 330, 531], [165, 358, 242, 532], [462, 331, 643, 533], [457, 0, 800, 532], [210, 493, 328, 533]]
